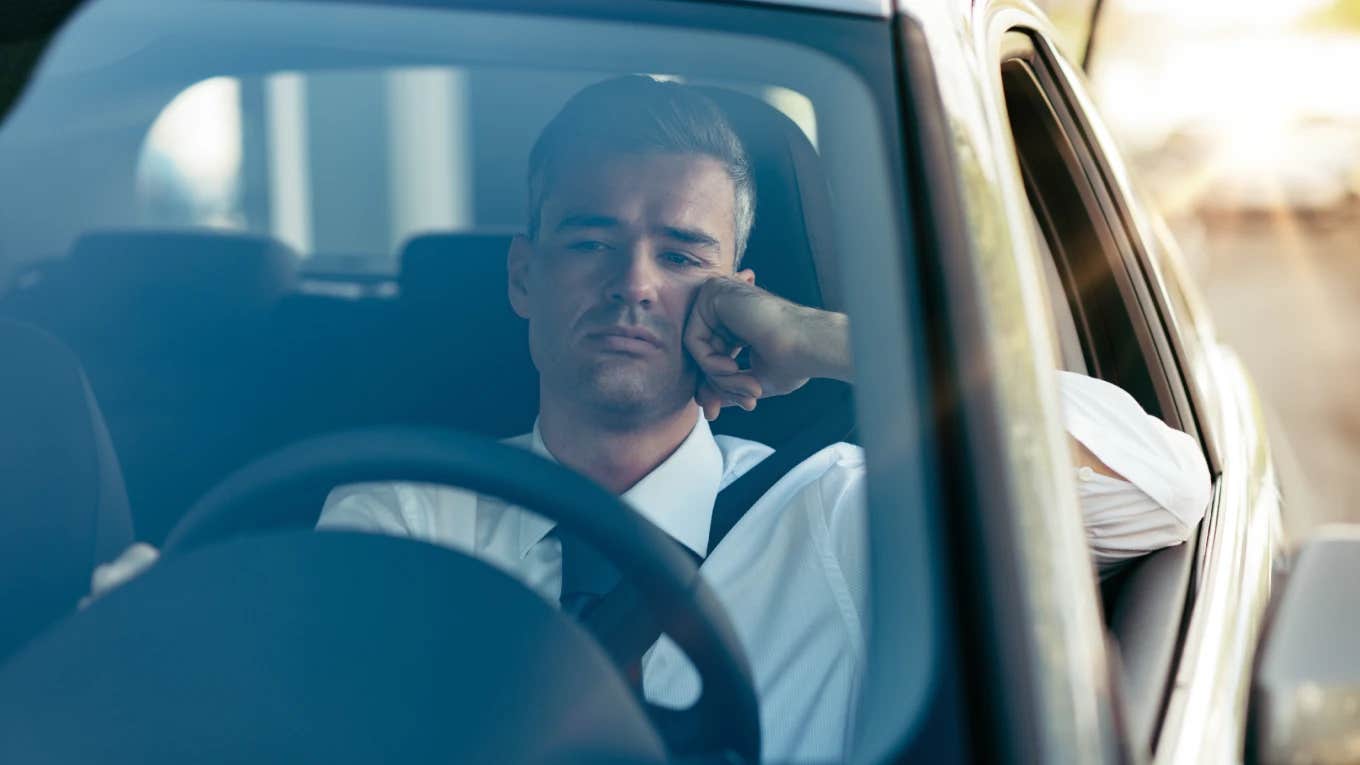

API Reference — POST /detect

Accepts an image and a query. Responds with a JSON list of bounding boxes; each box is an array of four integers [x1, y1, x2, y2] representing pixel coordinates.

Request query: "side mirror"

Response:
[[1251, 527, 1360, 764]]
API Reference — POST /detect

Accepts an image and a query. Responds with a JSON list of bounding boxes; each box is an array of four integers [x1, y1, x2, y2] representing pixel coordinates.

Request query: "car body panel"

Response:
[[1158, 344, 1284, 763], [898, 0, 1119, 760], [903, 1, 1288, 762]]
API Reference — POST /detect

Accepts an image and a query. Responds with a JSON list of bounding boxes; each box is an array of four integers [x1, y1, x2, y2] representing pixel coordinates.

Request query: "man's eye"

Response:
[[662, 252, 697, 267], [568, 241, 609, 253]]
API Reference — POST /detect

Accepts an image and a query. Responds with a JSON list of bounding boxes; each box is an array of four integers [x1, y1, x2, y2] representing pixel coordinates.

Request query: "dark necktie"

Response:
[[556, 527, 620, 616], [556, 528, 645, 692]]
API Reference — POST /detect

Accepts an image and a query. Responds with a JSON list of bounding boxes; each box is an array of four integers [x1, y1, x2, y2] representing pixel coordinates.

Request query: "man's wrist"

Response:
[[793, 305, 853, 383]]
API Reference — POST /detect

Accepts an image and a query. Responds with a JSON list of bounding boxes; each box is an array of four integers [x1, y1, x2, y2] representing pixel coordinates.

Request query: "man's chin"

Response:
[[579, 368, 694, 421]]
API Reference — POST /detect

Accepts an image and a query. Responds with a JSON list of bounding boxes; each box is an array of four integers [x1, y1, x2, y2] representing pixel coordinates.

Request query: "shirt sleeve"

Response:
[[1055, 370, 1213, 574], [317, 482, 417, 536], [818, 445, 871, 649]]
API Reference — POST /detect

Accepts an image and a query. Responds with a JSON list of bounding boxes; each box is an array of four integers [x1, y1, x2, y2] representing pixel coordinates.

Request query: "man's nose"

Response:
[[605, 247, 661, 307]]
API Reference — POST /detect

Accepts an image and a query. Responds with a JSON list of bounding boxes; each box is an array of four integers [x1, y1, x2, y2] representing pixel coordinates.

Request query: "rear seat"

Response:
[[263, 288, 403, 441], [258, 232, 537, 463], [0, 229, 299, 543], [390, 233, 538, 437]]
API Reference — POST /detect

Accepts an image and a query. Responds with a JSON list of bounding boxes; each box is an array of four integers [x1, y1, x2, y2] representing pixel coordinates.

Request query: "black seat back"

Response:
[[394, 233, 538, 437], [694, 87, 849, 444], [0, 320, 133, 660], [2, 230, 300, 542]]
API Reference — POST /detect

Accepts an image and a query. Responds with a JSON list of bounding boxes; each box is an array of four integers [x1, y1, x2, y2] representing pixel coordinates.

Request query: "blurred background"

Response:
[[1085, 0, 1360, 538]]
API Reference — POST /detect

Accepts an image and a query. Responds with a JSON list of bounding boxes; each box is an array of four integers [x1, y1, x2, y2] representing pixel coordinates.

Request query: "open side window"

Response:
[[998, 30, 1203, 763]]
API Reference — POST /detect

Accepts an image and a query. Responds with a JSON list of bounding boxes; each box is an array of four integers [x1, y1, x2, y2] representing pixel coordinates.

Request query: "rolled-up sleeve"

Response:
[[1056, 371, 1213, 573]]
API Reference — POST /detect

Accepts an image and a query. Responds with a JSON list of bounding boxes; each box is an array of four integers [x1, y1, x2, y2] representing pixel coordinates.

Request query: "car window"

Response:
[[0, 1, 945, 761], [999, 34, 1201, 437], [132, 68, 820, 278], [1000, 53, 1167, 420], [1024, 188, 1090, 375], [998, 29, 1205, 760]]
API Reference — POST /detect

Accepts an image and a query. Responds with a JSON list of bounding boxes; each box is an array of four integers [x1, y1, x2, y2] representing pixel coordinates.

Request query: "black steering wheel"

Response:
[[163, 426, 761, 763]]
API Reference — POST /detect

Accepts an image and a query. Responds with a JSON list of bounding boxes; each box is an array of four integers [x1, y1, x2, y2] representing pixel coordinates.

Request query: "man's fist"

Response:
[[684, 275, 851, 421]]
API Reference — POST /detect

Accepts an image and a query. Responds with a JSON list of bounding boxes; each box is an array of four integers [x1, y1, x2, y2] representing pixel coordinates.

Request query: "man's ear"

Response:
[[735, 267, 756, 286], [507, 234, 534, 319]]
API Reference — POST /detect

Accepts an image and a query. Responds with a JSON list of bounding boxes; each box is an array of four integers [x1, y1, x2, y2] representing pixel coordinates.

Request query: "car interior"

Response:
[[0, 39, 877, 755], [0, 74, 853, 617]]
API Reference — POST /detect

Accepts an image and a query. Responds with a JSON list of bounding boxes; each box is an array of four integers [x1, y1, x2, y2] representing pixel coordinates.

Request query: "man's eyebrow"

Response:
[[555, 214, 620, 231], [659, 226, 721, 250]]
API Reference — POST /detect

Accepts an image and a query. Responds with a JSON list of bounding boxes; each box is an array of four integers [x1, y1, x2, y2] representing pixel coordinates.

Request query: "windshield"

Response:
[[0, 1, 933, 763]]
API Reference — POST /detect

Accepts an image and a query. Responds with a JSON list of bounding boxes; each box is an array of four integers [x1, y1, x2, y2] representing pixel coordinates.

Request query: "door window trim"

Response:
[[999, 32, 1197, 439], [995, 25, 1213, 761]]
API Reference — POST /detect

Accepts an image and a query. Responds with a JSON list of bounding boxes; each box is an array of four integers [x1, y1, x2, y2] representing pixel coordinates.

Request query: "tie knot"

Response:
[[555, 528, 621, 616]]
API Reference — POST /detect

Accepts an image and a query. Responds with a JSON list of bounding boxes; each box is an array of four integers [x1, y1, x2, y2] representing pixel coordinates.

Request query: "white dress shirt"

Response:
[[1055, 370, 1212, 572], [316, 371, 1211, 763]]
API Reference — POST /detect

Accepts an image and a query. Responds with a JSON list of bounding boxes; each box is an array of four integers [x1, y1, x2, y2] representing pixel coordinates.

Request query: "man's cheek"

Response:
[[678, 341, 702, 377], [677, 283, 705, 330]]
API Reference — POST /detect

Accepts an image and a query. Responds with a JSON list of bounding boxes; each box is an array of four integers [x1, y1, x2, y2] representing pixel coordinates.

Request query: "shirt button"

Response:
[[1078, 466, 1096, 481]]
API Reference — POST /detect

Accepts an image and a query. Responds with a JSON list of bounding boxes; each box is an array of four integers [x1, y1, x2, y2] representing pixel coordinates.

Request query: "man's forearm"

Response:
[[792, 305, 853, 383]]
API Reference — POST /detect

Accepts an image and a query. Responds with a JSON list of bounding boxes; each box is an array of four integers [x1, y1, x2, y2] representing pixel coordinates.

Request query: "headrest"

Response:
[[59, 229, 300, 347], [696, 87, 839, 311], [396, 233, 537, 437], [398, 233, 512, 310], [691, 88, 846, 440], [0, 320, 133, 660]]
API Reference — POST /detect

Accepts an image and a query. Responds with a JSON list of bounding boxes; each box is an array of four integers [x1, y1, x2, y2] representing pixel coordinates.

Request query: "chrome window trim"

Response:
[[743, 0, 890, 18], [1155, 345, 1284, 763], [1035, 35, 1222, 468]]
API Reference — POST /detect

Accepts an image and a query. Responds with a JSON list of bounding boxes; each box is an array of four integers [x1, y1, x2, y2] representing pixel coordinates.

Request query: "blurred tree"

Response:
[[1308, 0, 1360, 31]]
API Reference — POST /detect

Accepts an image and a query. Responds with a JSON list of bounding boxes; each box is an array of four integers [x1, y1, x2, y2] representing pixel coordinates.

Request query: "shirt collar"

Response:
[[515, 411, 723, 559]]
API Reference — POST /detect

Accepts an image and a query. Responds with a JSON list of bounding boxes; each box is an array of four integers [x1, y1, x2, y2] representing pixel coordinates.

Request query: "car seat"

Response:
[[0, 319, 134, 661], [0, 230, 300, 542]]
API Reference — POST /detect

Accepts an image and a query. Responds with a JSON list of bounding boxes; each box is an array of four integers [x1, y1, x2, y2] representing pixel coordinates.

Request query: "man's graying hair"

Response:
[[527, 75, 756, 264]]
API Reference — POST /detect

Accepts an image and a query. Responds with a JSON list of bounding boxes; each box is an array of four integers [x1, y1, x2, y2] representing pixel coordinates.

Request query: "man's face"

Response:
[[509, 151, 740, 425]]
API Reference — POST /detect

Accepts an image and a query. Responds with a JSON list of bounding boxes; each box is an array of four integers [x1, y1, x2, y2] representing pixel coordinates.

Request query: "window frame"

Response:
[[998, 33, 1197, 438], [996, 26, 1218, 762]]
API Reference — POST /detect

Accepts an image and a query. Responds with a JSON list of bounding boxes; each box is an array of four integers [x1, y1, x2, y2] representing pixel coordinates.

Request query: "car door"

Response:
[[896, 4, 1121, 762], [983, 6, 1286, 763], [993, 27, 1202, 762]]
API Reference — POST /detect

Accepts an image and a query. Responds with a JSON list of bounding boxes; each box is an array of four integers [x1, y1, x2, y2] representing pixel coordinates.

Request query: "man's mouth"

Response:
[[583, 325, 663, 354]]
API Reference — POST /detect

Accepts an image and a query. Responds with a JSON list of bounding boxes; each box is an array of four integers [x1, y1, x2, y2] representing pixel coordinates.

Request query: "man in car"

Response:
[[78, 76, 1203, 761], [311, 75, 1211, 762]]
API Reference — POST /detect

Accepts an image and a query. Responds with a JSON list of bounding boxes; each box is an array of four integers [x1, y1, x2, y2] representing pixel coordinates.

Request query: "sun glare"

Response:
[[136, 77, 245, 227], [1092, 0, 1360, 381]]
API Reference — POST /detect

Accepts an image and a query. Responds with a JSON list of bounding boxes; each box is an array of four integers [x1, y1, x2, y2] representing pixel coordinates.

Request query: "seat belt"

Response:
[[706, 394, 856, 556], [576, 391, 856, 681]]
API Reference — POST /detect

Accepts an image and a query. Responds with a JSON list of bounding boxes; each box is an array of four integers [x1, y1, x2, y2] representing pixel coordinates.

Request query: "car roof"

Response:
[[739, 0, 1098, 62]]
